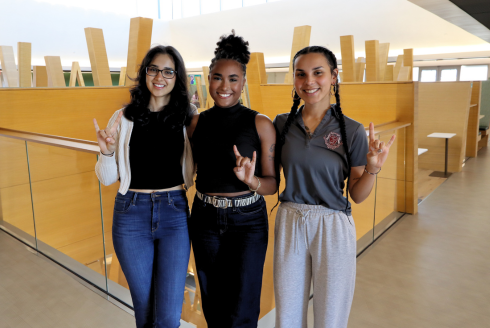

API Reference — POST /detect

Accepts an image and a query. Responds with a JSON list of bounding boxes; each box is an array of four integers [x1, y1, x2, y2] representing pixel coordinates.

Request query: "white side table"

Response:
[[427, 133, 456, 178]]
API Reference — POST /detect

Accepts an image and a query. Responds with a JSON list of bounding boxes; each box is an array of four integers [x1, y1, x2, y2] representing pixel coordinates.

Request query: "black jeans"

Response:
[[189, 193, 269, 328]]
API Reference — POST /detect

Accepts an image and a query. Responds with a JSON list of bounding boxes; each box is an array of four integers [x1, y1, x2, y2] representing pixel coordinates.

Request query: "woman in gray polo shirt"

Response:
[[272, 46, 395, 328]]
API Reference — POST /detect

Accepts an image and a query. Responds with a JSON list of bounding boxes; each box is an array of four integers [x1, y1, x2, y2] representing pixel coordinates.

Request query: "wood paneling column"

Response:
[[340, 35, 356, 82], [125, 17, 153, 87], [18, 42, 32, 88], [403, 49, 414, 81], [0, 46, 19, 87], [69, 62, 85, 87], [393, 55, 404, 82], [44, 56, 65, 87], [365, 40, 379, 82], [202, 66, 212, 109], [248, 52, 266, 113], [85, 28, 112, 87], [378, 43, 390, 81], [33, 66, 48, 87], [284, 26, 311, 84]]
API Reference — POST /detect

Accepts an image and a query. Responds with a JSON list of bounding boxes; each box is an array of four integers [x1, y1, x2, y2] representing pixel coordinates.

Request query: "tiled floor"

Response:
[[347, 147, 490, 328], [2, 148, 490, 328], [0, 232, 135, 328]]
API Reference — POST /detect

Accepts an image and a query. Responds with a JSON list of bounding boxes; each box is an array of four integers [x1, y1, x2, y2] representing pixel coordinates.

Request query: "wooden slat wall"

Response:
[[417, 82, 472, 173], [0, 87, 130, 141]]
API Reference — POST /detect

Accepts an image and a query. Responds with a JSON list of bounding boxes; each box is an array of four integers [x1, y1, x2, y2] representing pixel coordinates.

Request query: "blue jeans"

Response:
[[189, 193, 269, 328], [112, 190, 191, 328]]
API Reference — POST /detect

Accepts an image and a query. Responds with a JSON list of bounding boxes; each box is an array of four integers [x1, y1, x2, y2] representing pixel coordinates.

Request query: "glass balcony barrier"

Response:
[[0, 123, 407, 327]]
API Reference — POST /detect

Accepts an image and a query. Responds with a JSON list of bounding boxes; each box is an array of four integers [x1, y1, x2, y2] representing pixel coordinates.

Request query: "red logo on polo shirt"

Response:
[[324, 132, 342, 150]]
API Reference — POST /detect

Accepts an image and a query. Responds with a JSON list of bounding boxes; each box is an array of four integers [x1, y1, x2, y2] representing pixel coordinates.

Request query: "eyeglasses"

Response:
[[146, 67, 177, 79]]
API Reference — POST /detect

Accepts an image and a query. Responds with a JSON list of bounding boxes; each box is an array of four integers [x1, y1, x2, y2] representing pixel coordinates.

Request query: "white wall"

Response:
[[0, 0, 171, 70]]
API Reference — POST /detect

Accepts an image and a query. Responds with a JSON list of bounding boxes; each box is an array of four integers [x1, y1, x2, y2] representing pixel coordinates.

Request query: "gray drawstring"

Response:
[[295, 209, 311, 253]]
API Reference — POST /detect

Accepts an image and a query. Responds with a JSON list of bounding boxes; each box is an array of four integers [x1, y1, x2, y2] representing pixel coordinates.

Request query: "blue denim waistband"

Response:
[[117, 190, 186, 202]]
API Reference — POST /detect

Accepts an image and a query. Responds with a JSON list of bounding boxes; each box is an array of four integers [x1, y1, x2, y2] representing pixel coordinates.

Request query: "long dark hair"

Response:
[[273, 46, 352, 213], [209, 30, 250, 76], [123, 45, 192, 128]]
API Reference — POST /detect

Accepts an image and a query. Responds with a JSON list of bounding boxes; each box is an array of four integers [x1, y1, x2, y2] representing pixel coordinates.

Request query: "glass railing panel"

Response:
[[0, 136, 36, 247], [99, 181, 133, 305], [26, 142, 107, 290], [350, 179, 376, 254], [374, 128, 406, 237]]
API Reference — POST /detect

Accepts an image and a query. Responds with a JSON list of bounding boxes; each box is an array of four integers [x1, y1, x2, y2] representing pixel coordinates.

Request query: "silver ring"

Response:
[[377, 149, 383, 153]]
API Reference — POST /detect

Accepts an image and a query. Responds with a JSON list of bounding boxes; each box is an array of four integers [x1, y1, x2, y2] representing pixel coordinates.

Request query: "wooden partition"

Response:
[[0, 87, 130, 140], [417, 82, 472, 173], [480, 79, 490, 130], [466, 81, 482, 157]]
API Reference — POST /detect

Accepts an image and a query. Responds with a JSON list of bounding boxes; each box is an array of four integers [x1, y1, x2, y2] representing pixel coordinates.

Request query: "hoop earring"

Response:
[[331, 84, 337, 96], [291, 88, 300, 100]]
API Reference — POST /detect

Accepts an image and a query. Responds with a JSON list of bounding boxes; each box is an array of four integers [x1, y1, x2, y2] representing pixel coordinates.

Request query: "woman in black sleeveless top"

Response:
[[187, 31, 277, 327]]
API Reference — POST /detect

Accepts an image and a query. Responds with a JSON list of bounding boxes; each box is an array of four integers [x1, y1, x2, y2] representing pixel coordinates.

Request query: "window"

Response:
[[221, 0, 242, 11], [182, 0, 200, 17], [440, 69, 458, 82], [413, 67, 419, 81], [420, 69, 437, 82], [172, 0, 182, 19], [243, 0, 266, 6], [201, 0, 220, 14], [460, 65, 489, 81]]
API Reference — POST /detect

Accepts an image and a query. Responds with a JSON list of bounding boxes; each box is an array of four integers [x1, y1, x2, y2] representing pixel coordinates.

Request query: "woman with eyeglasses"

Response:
[[187, 31, 277, 327], [94, 45, 196, 328]]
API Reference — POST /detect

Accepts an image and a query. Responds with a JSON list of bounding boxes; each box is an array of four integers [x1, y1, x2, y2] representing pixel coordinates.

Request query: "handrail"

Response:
[[0, 128, 100, 154], [364, 121, 411, 136]]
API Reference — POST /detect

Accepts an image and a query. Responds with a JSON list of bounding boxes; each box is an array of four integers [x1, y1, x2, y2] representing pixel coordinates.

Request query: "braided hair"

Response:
[[272, 46, 352, 213], [209, 29, 251, 75]]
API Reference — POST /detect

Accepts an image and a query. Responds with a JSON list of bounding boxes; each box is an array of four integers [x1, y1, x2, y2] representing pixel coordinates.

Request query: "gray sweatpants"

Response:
[[273, 202, 357, 328]]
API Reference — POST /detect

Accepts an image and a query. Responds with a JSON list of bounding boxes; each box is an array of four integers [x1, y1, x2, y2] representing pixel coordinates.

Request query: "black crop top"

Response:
[[193, 103, 262, 193], [129, 111, 184, 189]]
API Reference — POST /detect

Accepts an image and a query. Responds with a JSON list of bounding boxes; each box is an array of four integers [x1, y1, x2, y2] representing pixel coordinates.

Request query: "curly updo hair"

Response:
[[209, 30, 250, 75], [123, 45, 192, 129]]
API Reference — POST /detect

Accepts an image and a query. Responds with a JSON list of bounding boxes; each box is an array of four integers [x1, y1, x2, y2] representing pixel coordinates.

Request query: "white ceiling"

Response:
[[1, 0, 489, 71], [165, 0, 490, 69]]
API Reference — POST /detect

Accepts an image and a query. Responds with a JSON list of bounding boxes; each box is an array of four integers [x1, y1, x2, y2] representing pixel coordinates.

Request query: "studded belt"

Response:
[[196, 190, 261, 209]]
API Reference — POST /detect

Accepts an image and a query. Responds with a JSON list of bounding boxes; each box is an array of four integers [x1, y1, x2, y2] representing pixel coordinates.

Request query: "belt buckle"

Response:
[[212, 196, 228, 209]]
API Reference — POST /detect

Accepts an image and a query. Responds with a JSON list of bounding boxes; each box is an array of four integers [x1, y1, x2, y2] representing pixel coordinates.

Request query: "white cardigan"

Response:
[[95, 108, 196, 194]]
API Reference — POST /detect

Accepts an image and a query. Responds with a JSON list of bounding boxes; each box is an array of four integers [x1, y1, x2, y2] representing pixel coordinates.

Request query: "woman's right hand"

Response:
[[93, 111, 123, 155]]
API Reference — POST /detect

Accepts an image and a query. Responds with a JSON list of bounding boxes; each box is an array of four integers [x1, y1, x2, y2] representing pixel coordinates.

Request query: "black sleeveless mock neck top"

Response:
[[192, 102, 262, 193], [129, 111, 184, 189]]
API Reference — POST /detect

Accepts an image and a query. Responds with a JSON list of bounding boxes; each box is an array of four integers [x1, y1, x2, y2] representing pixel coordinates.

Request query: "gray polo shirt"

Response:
[[273, 105, 368, 214]]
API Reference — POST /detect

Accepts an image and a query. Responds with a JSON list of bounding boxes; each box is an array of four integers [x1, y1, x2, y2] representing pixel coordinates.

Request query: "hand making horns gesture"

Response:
[[366, 122, 396, 172], [233, 145, 257, 185], [93, 111, 123, 155]]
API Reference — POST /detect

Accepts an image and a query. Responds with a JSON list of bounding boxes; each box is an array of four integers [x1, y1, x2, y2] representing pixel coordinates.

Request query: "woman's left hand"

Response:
[[233, 145, 257, 186], [366, 122, 396, 172]]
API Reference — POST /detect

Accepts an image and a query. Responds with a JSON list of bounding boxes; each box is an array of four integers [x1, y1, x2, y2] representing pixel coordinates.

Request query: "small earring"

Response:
[[330, 85, 335, 96], [291, 88, 300, 100]]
